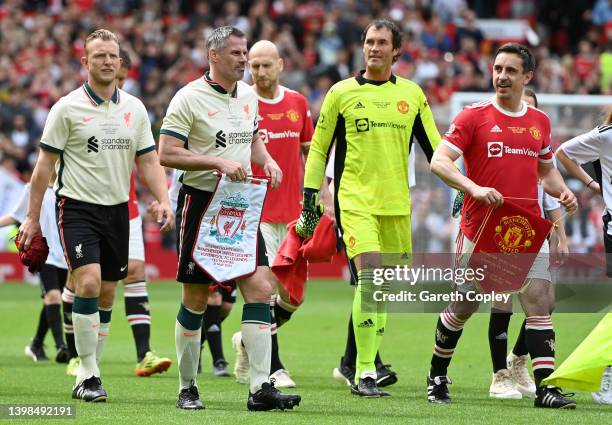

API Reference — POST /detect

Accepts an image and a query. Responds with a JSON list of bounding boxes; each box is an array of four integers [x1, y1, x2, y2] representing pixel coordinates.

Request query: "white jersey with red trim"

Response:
[[443, 98, 553, 240], [40, 82, 156, 205]]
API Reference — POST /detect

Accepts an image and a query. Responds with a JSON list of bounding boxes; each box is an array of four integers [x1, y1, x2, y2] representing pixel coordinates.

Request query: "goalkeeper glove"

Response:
[[295, 188, 321, 239], [452, 191, 464, 218]]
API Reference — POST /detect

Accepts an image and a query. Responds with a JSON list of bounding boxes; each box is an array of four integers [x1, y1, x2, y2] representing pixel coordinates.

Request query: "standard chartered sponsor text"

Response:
[[100, 138, 131, 150], [227, 131, 253, 145]]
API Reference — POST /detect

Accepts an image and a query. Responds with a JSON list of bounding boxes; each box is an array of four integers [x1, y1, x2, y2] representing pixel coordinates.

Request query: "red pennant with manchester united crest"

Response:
[[469, 200, 553, 293]]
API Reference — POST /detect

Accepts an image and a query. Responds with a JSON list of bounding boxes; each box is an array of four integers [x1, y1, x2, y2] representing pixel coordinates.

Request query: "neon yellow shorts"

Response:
[[339, 210, 412, 259]]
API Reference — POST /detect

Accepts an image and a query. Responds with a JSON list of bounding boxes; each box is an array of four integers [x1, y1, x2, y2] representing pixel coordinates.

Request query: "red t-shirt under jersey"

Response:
[[443, 98, 554, 240]]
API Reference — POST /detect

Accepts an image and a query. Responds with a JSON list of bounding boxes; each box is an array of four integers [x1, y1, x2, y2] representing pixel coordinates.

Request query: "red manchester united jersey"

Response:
[[128, 173, 139, 220], [252, 86, 314, 222], [443, 98, 553, 240]]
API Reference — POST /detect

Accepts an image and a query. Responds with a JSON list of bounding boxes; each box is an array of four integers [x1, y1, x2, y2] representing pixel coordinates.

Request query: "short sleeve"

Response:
[[441, 107, 475, 155], [560, 127, 602, 165], [40, 100, 70, 153], [160, 89, 192, 144], [538, 117, 553, 163], [252, 101, 259, 134]]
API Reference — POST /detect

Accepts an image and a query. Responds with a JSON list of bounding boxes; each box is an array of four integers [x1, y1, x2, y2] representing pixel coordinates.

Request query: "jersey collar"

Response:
[[256, 86, 285, 104], [355, 70, 397, 86], [204, 71, 238, 98], [491, 97, 528, 117], [82, 81, 120, 106]]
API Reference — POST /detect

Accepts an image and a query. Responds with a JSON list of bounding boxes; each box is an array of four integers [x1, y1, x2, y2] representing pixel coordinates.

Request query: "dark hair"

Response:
[[361, 19, 403, 63], [523, 87, 538, 107], [494, 43, 535, 73], [206, 26, 245, 52], [119, 48, 132, 70]]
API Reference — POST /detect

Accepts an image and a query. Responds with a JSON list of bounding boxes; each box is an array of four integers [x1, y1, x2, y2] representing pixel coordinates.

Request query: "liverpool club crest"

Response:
[[209, 193, 249, 245]]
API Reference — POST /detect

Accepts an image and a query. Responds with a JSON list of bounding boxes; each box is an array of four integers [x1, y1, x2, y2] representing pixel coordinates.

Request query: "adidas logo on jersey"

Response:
[[490, 125, 502, 133], [354, 101, 365, 109], [358, 318, 375, 328]]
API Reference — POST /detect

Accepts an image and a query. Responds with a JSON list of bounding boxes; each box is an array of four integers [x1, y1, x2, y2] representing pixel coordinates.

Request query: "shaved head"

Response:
[[249, 40, 280, 60], [248, 40, 283, 98]]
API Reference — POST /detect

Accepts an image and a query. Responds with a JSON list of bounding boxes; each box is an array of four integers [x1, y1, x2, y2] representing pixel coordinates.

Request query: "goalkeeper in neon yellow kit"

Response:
[[297, 19, 441, 397]]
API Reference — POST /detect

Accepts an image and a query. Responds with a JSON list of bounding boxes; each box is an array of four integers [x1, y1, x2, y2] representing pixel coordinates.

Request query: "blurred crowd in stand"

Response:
[[1, 0, 610, 253]]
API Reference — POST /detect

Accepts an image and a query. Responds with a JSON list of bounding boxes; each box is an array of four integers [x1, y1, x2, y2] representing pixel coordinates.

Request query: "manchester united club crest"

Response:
[[397, 100, 409, 114], [529, 126, 541, 140], [493, 215, 536, 254], [209, 193, 249, 245], [286, 109, 300, 122]]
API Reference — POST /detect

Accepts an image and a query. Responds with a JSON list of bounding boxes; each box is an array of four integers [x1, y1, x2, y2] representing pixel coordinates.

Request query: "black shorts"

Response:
[[56, 197, 129, 281], [604, 213, 612, 278], [175, 184, 268, 284], [39, 264, 68, 297]]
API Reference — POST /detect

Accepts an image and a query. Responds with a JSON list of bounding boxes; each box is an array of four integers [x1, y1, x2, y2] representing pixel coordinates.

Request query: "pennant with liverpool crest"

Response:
[[193, 174, 268, 283]]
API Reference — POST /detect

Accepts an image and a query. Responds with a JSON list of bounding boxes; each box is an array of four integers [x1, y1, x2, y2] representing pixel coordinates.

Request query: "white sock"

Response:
[[242, 321, 271, 393], [175, 309, 203, 390], [96, 318, 111, 365], [73, 311, 100, 383]]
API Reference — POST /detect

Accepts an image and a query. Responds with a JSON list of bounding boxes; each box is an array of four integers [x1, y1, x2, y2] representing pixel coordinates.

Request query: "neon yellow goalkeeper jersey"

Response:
[[304, 72, 441, 215]]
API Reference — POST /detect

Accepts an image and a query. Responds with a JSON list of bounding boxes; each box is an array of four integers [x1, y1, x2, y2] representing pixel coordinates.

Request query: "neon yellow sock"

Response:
[[375, 309, 387, 355], [353, 270, 378, 382]]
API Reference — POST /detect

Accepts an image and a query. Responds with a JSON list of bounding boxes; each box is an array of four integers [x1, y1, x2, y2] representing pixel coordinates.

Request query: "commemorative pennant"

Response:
[[468, 200, 553, 293], [192, 174, 268, 283]]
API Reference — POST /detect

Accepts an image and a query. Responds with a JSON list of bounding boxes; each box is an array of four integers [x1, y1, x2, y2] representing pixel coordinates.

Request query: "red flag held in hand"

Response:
[[15, 235, 49, 273]]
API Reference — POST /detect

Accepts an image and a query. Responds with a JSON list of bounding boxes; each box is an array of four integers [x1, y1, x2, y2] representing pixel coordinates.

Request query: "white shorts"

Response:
[[260, 222, 288, 265], [456, 233, 551, 292], [129, 216, 145, 262]]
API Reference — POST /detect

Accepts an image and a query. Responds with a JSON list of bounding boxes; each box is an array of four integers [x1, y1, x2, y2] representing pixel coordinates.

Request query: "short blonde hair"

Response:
[[84, 29, 119, 55]]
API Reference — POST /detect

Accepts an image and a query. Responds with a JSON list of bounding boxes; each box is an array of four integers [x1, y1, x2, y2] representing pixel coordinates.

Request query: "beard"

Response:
[[91, 70, 117, 86]]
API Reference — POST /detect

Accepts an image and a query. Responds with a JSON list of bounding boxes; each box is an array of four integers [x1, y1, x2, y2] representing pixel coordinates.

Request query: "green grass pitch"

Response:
[[0, 280, 609, 424]]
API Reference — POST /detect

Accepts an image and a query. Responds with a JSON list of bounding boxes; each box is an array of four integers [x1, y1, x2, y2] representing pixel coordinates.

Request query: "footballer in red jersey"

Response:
[[251, 86, 314, 223], [425, 43, 578, 409], [443, 98, 553, 241]]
